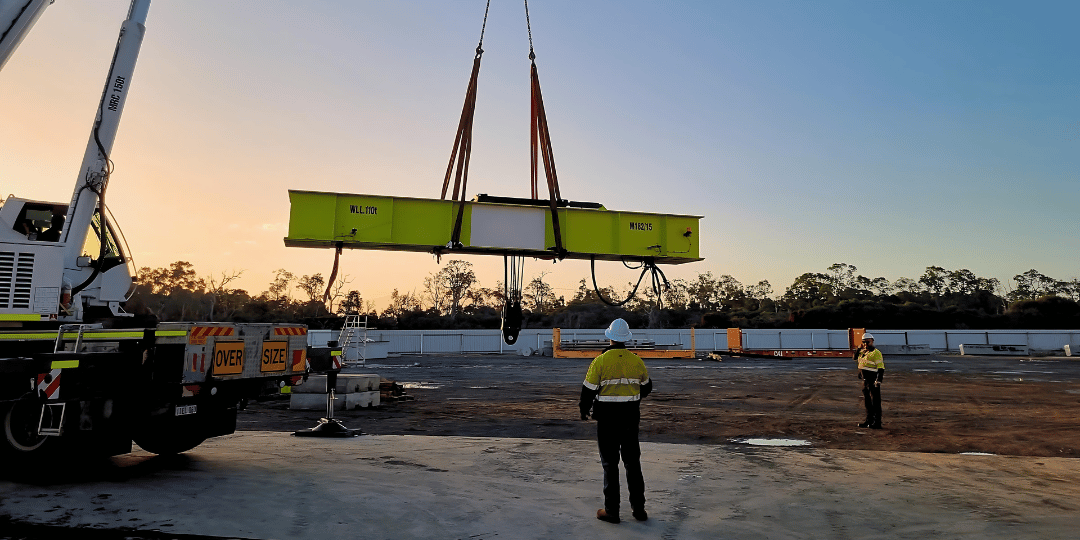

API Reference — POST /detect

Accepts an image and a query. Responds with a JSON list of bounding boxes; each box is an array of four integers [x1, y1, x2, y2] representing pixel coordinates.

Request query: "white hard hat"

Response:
[[605, 318, 633, 342], [862, 333, 875, 341]]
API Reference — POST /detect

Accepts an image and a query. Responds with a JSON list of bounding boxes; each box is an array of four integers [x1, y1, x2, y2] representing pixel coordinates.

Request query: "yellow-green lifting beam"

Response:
[[284, 191, 702, 264]]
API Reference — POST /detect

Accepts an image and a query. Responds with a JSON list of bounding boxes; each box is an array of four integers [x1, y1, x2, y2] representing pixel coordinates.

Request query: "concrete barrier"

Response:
[[289, 391, 380, 410], [292, 374, 380, 394], [959, 344, 1029, 356], [1066, 344, 1073, 357], [290, 373, 382, 410]]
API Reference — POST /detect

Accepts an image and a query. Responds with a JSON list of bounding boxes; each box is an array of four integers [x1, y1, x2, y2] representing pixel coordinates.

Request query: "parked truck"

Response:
[[0, 1, 311, 460]]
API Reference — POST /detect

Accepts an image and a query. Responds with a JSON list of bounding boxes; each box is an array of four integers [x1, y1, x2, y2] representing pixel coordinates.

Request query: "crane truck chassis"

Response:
[[0, 323, 310, 459]]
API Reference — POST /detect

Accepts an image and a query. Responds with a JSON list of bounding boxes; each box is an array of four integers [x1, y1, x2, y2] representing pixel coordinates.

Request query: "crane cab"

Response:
[[0, 196, 133, 326]]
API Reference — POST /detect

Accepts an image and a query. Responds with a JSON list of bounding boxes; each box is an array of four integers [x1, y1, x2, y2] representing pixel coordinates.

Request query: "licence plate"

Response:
[[175, 405, 197, 416]]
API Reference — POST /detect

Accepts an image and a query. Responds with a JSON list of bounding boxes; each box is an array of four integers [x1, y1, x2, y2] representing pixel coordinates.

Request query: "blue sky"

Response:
[[2, 0, 1077, 307]]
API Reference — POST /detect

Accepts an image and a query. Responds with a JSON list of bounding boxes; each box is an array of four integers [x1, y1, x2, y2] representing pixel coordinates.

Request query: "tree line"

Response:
[[126, 261, 1080, 330]]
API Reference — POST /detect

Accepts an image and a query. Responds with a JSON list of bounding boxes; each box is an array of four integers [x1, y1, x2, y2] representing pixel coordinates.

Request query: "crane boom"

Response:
[[63, 0, 150, 271], [0, 0, 54, 72]]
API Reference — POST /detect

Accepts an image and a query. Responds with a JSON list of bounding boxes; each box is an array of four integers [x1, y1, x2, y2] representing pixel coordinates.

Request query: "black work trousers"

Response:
[[597, 416, 645, 514], [861, 369, 882, 422]]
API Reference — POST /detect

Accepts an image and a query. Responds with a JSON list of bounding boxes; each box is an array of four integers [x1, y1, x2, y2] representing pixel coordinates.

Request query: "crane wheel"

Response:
[[1, 401, 55, 458]]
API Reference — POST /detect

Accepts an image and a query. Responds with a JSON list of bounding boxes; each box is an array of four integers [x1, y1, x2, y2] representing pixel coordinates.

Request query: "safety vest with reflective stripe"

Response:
[[858, 348, 884, 371], [583, 349, 650, 402]]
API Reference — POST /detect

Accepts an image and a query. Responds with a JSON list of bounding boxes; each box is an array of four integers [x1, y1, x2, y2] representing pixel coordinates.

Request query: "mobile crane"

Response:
[[0, 1, 311, 460]]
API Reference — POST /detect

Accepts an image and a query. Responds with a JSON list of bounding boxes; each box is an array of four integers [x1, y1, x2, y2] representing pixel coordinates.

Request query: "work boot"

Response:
[[632, 507, 648, 521], [871, 418, 882, 429], [858, 419, 872, 428], [596, 508, 620, 524]]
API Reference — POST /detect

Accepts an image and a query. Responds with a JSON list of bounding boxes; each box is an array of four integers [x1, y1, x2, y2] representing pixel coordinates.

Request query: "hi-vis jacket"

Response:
[[579, 346, 652, 420], [857, 347, 885, 382]]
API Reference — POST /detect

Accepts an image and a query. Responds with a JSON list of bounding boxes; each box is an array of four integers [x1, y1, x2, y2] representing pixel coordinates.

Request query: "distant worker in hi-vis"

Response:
[[855, 333, 885, 429], [579, 318, 652, 524]]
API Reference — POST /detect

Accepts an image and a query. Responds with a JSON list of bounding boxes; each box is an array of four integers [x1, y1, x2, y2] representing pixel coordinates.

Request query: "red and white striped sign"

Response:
[[37, 369, 62, 400]]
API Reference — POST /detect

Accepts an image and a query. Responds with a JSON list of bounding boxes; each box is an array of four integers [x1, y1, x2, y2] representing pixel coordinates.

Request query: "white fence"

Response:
[[868, 330, 1080, 354], [310, 328, 1080, 356]]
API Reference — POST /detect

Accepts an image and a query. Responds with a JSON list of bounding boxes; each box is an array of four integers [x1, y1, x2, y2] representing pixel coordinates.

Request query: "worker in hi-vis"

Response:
[[856, 333, 885, 429], [579, 318, 652, 524]]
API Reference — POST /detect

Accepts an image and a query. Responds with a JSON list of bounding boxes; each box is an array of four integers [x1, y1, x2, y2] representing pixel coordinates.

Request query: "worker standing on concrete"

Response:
[[856, 333, 885, 429], [579, 318, 652, 524]]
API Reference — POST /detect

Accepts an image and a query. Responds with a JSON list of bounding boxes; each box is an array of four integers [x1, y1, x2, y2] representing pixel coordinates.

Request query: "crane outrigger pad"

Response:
[[284, 190, 702, 264]]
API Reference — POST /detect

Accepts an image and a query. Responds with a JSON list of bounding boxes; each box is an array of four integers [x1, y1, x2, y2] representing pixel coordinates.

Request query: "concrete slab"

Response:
[[1, 432, 1078, 539]]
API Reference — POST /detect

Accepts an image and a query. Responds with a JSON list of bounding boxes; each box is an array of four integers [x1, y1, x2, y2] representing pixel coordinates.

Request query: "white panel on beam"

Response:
[[469, 204, 546, 250]]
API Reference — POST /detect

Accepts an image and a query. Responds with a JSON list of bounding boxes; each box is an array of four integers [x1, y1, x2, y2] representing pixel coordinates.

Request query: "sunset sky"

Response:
[[2, 0, 1077, 309]]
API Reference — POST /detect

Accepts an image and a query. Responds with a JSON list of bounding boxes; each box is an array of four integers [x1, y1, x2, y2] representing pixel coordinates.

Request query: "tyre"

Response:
[[133, 427, 206, 455], [1, 400, 57, 458]]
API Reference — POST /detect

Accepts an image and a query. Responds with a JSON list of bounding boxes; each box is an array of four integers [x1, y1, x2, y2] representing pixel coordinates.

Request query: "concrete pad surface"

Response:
[[1, 432, 1078, 539]]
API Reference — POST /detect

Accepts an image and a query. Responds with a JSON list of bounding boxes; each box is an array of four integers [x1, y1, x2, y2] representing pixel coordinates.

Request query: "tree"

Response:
[[826, 263, 857, 292], [422, 274, 447, 314], [715, 275, 747, 310], [324, 274, 352, 314], [893, 277, 921, 294], [524, 273, 556, 314], [338, 290, 366, 315], [434, 260, 476, 320], [381, 289, 421, 320], [919, 266, 948, 308], [782, 272, 833, 307], [267, 269, 295, 302], [869, 277, 892, 297], [747, 279, 772, 310], [205, 269, 245, 322], [688, 272, 720, 311], [296, 274, 325, 303], [138, 261, 205, 296], [134, 261, 208, 321], [1010, 269, 1058, 302], [947, 269, 979, 296], [663, 278, 691, 310]]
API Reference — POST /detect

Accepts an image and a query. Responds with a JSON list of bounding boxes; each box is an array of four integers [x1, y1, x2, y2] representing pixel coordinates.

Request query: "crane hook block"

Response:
[[501, 299, 524, 345]]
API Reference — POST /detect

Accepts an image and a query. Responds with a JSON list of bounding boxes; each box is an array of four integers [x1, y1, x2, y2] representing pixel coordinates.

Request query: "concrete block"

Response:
[[291, 375, 328, 394], [289, 393, 344, 411], [291, 374, 381, 394], [338, 374, 380, 393], [1066, 344, 1073, 357], [344, 391, 381, 409]]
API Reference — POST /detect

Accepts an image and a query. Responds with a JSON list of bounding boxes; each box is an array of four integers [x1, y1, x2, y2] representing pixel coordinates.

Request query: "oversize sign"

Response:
[[260, 341, 288, 372], [212, 341, 245, 375]]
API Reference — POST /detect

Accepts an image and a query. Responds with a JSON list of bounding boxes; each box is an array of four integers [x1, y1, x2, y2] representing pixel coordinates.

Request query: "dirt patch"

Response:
[[237, 357, 1080, 458]]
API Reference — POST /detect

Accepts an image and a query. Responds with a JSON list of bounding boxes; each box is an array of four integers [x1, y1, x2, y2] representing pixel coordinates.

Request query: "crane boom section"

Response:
[[0, 0, 54, 72], [62, 0, 150, 269]]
